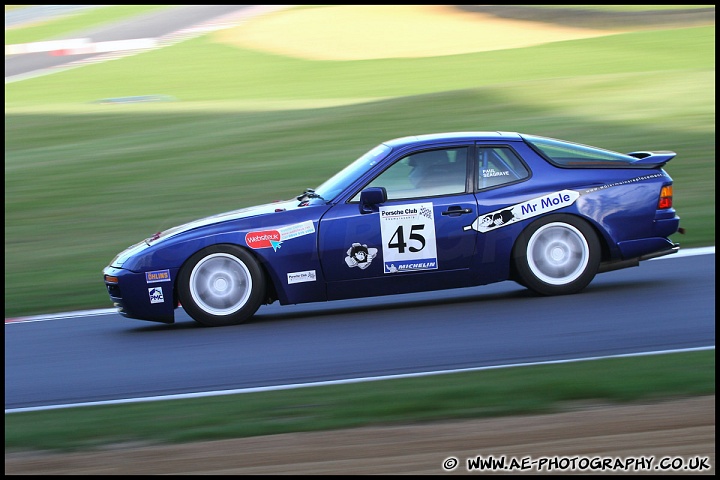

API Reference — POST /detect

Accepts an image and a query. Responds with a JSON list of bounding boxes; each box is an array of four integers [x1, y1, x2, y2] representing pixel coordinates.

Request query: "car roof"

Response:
[[383, 131, 523, 148]]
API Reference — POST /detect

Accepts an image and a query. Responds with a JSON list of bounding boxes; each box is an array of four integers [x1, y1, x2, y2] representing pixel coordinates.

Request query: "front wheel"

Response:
[[512, 215, 600, 296], [178, 245, 266, 327]]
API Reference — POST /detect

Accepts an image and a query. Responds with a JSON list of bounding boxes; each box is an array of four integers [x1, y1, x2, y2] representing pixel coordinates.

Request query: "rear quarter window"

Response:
[[477, 147, 529, 190], [522, 134, 638, 167]]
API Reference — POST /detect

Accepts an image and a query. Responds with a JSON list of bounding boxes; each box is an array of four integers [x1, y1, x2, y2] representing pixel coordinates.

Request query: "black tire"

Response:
[[177, 244, 265, 327], [512, 214, 600, 296]]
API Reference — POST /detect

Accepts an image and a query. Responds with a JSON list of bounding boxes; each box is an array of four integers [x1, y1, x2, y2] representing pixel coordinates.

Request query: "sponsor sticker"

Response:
[[581, 173, 665, 194], [145, 269, 171, 283], [287, 270, 317, 284], [245, 229, 281, 250], [246, 221, 315, 252], [464, 189, 580, 233], [278, 220, 315, 241], [148, 287, 164, 304], [345, 243, 378, 269]]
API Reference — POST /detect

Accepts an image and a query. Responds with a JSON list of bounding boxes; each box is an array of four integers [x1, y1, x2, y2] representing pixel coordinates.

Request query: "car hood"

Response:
[[110, 199, 298, 268], [147, 199, 299, 246]]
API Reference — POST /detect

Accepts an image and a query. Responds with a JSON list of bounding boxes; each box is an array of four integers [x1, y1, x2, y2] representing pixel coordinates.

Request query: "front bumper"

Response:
[[103, 266, 177, 324]]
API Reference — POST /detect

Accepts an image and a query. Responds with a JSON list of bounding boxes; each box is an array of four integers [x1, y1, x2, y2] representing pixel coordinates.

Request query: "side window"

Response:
[[353, 148, 468, 201], [477, 147, 529, 190]]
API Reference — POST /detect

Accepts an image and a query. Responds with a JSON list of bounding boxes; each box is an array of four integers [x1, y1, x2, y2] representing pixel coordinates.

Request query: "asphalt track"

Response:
[[5, 249, 715, 411], [5, 5, 287, 81], [5, 6, 715, 412]]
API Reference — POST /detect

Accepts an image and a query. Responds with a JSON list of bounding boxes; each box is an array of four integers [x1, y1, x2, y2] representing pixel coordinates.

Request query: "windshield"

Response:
[[313, 144, 392, 201], [522, 134, 638, 166]]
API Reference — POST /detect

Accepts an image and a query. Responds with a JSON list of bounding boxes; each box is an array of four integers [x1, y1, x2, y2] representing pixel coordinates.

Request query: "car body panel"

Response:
[[319, 194, 479, 300], [103, 132, 680, 324]]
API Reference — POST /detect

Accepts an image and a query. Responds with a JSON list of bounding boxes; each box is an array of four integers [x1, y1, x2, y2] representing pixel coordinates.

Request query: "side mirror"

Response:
[[359, 187, 387, 213]]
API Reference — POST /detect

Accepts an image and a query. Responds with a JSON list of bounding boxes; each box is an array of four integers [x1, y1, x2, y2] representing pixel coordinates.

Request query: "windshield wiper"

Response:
[[296, 188, 327, 204], [297, 188, 315, 200]]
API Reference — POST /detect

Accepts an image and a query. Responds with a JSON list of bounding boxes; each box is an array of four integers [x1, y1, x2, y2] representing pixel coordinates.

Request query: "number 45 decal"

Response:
[[388, 224, 426, 253], [379, 203, 438, 273]]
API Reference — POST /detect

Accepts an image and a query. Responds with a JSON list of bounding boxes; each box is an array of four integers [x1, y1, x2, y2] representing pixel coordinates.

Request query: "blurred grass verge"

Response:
[[5, 350, 714, 452]]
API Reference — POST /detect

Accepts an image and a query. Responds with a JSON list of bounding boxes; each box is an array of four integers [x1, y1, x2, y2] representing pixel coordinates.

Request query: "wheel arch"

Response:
[[173, 242, 279, 309], [510, 212, 609, 286], [510, 212, 611, 288]]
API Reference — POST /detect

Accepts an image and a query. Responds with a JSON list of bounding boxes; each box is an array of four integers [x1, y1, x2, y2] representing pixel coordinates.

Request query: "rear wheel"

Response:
[[178, 245, 265, 327], [513, 215, 600, 296]]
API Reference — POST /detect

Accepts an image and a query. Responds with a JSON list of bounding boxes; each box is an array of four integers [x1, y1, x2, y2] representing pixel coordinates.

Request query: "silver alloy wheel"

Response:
[[188, 252, 252, 315], [526, 222, 590, 286]]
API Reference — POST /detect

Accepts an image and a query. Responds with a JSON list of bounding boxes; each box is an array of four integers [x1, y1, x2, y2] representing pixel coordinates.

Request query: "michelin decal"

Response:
[[465, 189, 580, 233]]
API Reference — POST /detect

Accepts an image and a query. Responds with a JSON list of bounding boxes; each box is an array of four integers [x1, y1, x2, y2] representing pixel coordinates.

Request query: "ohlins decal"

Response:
[[145, 269, 170, 283]]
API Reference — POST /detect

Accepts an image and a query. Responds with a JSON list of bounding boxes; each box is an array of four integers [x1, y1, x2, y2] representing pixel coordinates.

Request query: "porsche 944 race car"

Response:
[[103, 132, 681, 326]]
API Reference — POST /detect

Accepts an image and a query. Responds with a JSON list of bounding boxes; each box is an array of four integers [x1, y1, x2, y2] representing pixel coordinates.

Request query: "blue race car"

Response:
[[103, 132, 681, 327]]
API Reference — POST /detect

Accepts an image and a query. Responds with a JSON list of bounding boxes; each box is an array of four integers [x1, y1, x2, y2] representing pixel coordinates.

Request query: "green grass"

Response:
[[5, 350, 714, 452], [6, 27, 716, 103]]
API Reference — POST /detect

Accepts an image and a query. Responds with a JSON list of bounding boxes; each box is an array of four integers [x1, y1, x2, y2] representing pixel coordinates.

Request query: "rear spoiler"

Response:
[[626, 151, 676, 167]]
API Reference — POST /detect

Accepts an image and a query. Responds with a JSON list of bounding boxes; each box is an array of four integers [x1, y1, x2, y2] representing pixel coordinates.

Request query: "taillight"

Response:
[[658, 185, 673, 209]]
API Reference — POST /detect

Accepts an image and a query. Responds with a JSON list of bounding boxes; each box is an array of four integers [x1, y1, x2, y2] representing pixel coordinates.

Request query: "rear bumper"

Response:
[[653, 213, 681, 239], [610, 210, 680, 262], [599, 241, 679, 273]]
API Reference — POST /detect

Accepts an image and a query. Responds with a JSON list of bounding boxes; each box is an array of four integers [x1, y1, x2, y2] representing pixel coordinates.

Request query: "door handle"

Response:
[[442, 206, 473, 216]]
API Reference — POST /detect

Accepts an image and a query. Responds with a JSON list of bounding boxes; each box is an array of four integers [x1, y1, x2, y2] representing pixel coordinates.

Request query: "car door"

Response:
[[466, 142, 534, 285], [318, 146, 479, 300]]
